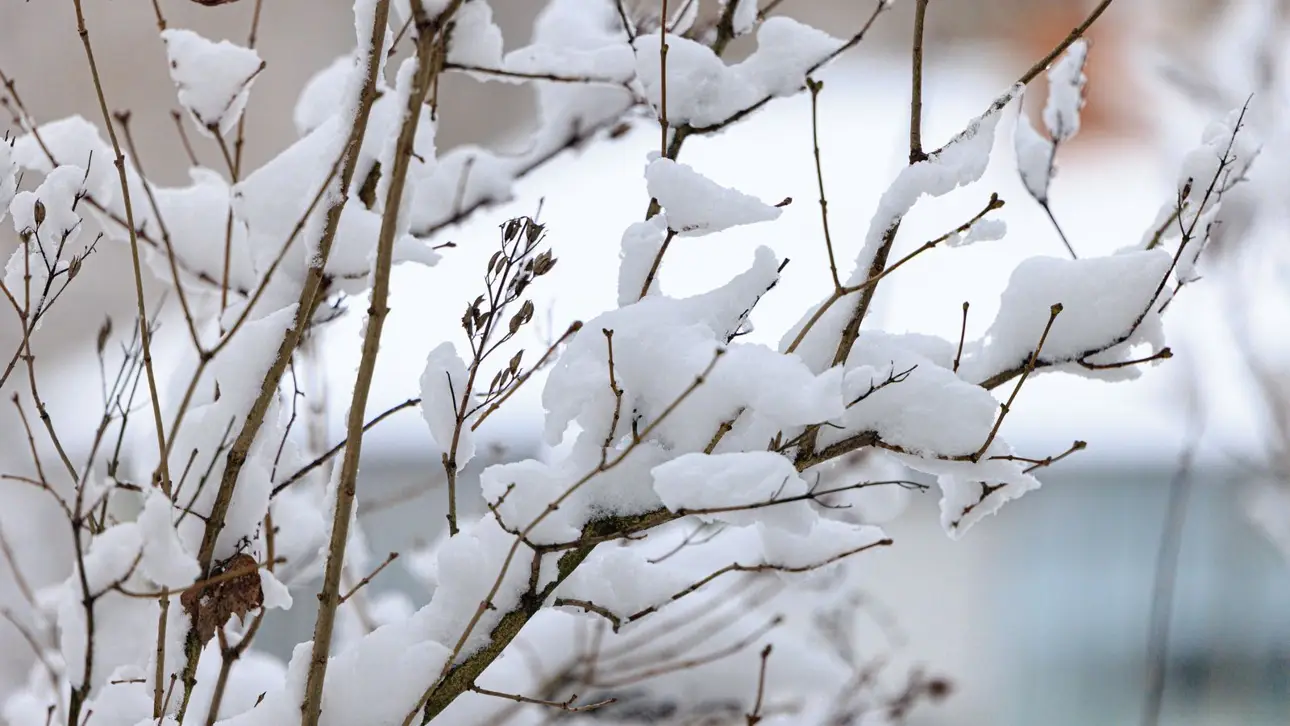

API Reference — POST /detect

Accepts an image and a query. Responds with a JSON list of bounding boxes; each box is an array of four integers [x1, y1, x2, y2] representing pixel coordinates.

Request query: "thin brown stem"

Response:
[[746, 644, 772, 725], [591, 616, 781, 689], [115, 111, 204, 350], [272, 397, 420, 497], [300, 3, 457, 722], [153, 590, 169, 718], [659, 0, 670, 156], [1015, 0, 1116, 87], [909, 0, 929, 164], [807, 78, 840, 291], [468, 685, 614, 713], [149, 0, 167, 31], [71, 0, 174, 497], [170, 110, 201, 167], [786, 195, 1002, 356], [339, 552, 398, 604], [637, 229, 676, 301], [971, 304, 1061, 461], [1142, 402, 1201, 726], [175, 1, 394, 718], [220, 0, 263, 323], [409, 350, 726, 724], [0, 524, 37, 610], [953, 302, 968, 373], [1041, 200, 1078, 259], [601, 329, 624, 464], [469, 321, 582, 427]]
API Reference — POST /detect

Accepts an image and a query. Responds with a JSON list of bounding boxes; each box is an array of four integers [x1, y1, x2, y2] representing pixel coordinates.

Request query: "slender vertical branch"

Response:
[[191, 4, 388, 580], [1141, 403, 1202, 726], [70, 0, 173, 497], [1041, 199, 1078, 259], [637, 229, 676, 301], [115, 111, 204, 350], [149, 0, 166, 31], [807, 78, 841, 291], [659, 0, 670, 157], [204, 511, 275, 726], [601, 329, 624, 465], [971, 303, 1061, 461], [953, 301, 968, 373], [909, 0, 929, 164], [300, 2, 459, 722], [170, 110, 201, 167], [175, 2, 395, 719], [153, 589, 170, 718], [745, 644, 772, 725]]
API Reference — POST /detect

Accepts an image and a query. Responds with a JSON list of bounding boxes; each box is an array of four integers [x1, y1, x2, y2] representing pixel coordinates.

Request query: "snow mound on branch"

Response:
[[634, 17, 844, 128], [652, 451, 816, 534], [645, 157, 781, 236], [959, 249, 1173, 384], [162, 29, 264, 137]]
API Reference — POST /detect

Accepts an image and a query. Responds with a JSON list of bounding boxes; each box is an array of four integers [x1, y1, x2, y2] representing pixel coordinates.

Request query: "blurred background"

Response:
[[2, 0, 1289, 724]]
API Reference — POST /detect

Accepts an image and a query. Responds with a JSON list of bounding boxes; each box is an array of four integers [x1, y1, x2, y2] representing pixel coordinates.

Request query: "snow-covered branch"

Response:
[[0, 0, 1262, 724]]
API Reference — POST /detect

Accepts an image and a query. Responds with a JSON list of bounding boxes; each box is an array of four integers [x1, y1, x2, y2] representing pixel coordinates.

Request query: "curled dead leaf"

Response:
[[180, 553, 264, 645]]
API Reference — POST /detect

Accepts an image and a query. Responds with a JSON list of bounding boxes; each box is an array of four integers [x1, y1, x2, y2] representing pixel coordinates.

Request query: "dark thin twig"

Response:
[[1015, 0, 1116, 87], [807, 78, 841, 291], [953, 302, 969, 373], [909, 0, 929, 164], [1041, 200, 1078, 259], [1141, 393, 1203, 726]]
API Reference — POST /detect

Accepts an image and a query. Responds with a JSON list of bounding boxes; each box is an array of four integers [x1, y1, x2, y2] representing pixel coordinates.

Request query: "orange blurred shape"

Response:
[[1012, 3, 1143, 145]]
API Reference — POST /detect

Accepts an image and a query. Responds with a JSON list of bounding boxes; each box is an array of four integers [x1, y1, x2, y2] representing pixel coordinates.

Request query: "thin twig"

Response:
[[469, 321, 581, 428], [170, 110, 201, 167], [807, 78, 841, 290], [953, 302, 969, 373], [909, 0, 930, 164], [114, 111, 204, 350], [70, 0, 174, 497], [971, 304, 1062, 461], [1141, 397, 1202, 726], [746, 644, 773, 725], [409, 350, 727, 724], [301, 3, 459, 722], [1041, 199, 1078, 259], [659, 0, 670, 156], [339, 552, 399, 604], [175, 1, 395, 718], [469, 685, 614, 713], [1015, 0, 1116, 87], [271, 398, 421, 497]]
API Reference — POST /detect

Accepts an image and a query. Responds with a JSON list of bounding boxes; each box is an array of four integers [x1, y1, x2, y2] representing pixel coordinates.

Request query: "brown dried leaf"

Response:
[[95, 317, 112, 355], [180, 553, 264, 646]]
